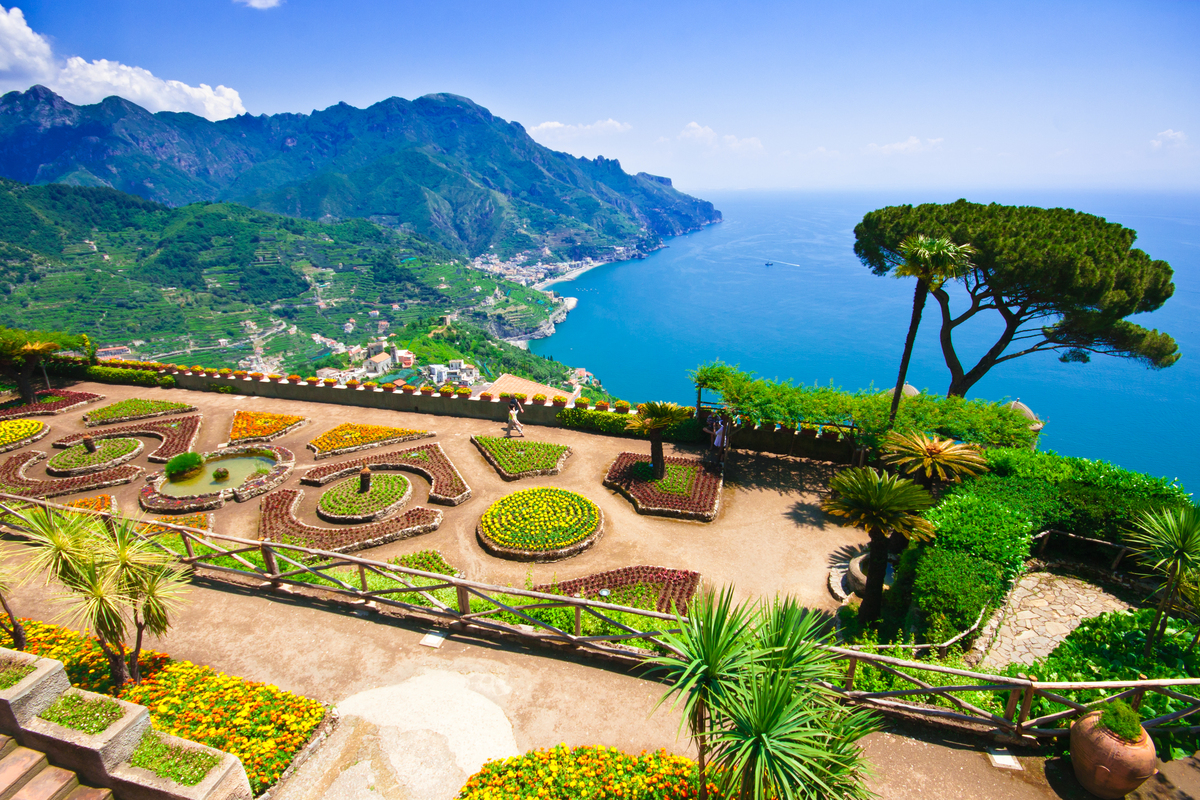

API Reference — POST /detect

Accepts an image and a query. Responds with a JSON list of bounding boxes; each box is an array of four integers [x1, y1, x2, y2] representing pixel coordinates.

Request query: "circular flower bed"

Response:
[[0, 419, 48, 453], [46, 437, 143, 476], [458, 744, 715, 800], [316, 473, 412, 523], [477, 487, 602, 562]]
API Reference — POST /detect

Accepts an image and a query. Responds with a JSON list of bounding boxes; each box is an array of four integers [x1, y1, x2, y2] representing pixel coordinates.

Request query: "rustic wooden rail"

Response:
[[4, 493, 1200, 742]]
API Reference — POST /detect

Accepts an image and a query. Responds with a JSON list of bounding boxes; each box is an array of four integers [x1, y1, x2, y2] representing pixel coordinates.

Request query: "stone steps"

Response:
[[0, 734, 112, 800]]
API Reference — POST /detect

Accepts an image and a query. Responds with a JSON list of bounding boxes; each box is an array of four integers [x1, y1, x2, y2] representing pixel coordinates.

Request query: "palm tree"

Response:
[[882, 431, 988, 490], [887, 235, 976, 426], [627, 401, 693, 480], [648, 587, 756, 800], [822, 467, 934, 623], [1127, 506, 1200, 657], [707, 670, 879, 800]]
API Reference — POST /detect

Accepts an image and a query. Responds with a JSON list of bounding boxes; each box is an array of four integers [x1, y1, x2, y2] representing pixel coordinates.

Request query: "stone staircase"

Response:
[[0, 733, 111, 800]]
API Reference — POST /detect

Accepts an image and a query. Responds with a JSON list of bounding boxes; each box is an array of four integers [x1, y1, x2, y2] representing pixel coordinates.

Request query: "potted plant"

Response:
[[820, 426, 841, 442], [219, 368, 233, 377], [322, 378, 338, 387], [799, 425, 818, 439], [382, 383, 396, 392], [249, 372, 264, 381], [234, 370, 248, 379], [575, 397, 590, 409], [456, 387, 471, 397], [1070, 700, 1157, 799], [364, 381, 378, 390], [287, 374, 303, 384], [498, 392, 512, 401], [478, 391, 493, 402], [439, 384, 455, 397], [614, 400, 631, 414], [532, 393, 547, 405], [401, 384, 417, 394], [268, 374, 284, 382], [420, 385, 435, 396], [305, 376, 320, 385], [552, 395, 569, 407], [190, 365, 205, 376], [346, 379, 361, 389], [594, 400, 610, 412], [513, 393, 527, 403]]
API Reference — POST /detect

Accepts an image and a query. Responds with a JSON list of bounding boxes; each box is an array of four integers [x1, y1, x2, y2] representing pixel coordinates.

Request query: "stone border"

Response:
[[223, 409, 310, 446], [54, 415, 204, 463], [602, 453, 722, 523], [476, 501, 604, 563], [0, 390, 104, 420], [0, 421, 49, 454], [307, 427, 435, 460], [315, 473, 413, 523], [261, 489, 443, 555], [83, 401, 197, 427], [300, 443, 472, 506], [470, 435, 572, 481], [46, 438, 144, 477], [0, 450, 142, 499], [139, 444, 295, 513]]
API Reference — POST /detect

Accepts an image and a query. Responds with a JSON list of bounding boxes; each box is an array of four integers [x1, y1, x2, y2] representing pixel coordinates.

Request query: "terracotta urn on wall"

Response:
[[1069, 711, 1157, 799]]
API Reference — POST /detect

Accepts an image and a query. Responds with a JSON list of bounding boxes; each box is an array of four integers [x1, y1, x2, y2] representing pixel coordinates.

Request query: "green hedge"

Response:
[[924, 494, 1033, 583], [911, 549, 1002, 636], [555, 408, 704, 443], [44, 359, 173, 390]]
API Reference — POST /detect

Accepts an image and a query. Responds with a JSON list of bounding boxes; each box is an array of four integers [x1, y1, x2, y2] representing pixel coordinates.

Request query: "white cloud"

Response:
[[233, 0, 284, 8], [678, 122, 762, 152], [0, 4, 246, 120], [528, 118, 631, 141], [866, 135, 944, 155], [1151, 129, 1186, 149]]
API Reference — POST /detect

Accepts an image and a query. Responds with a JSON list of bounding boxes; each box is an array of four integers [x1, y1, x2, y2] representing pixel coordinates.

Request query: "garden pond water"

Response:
[[160, 455, 275, 496]]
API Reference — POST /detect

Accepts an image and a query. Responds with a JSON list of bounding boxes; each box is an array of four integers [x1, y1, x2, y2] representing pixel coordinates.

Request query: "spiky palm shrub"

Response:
[[626, 401, 693, 479], [822, 467, 933, 622], [1127, 506, 1200, 657], [882, 431, 988, 489]]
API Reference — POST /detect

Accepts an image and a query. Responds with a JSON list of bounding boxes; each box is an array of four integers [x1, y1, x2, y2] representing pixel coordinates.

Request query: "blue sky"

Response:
[[3, 0, 1197, 192]]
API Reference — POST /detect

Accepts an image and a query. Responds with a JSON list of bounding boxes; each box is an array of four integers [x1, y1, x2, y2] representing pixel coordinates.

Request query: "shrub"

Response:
[[164, 452, 203, 478], [208, 383, 236, 394], [557, 408, 705, 443], [157, 375, 176, 389], [1098, 699, 1143, 743], [924, 494, 1033, 583], [912, 548, 1003, 634], [532, 394, 547, 403]]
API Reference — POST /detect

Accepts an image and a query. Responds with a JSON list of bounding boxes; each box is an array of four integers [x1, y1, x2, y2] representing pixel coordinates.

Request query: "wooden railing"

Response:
[[5, 494, 1200, 741]]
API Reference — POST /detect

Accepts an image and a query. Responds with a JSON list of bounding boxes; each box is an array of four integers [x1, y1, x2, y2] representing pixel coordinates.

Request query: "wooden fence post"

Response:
[[1038, 532, 1051, 556], [845, 657, 858, 691], [456, 585, 471, 623], [182, 535, 195, 560], [1111, 547, 1129, 571], [574, 604, 583, 638], [260, 543, 280, 585], [1016, 676, 1037, 733], [1004, 687, 1021, 722], [358, 564, 368, 593]]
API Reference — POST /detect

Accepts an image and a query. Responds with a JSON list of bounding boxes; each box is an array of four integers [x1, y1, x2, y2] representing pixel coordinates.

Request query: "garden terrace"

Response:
[[0, 419, 48, 453], [306, 422, 433, 459], [471, 434, 572, 480], [0, 450, 142, 498], [533, 565, 701, 613], [53, 415, 202, 462], [300, 442, 470, 506], [0, 390, 104, 419], [259, 488, 442, 553], [82, 398, 196, 426], [604, 453, 722, 522]]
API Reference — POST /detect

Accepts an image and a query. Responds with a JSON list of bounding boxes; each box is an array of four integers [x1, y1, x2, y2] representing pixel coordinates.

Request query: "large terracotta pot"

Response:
[[1069, 711, 1157, 799]]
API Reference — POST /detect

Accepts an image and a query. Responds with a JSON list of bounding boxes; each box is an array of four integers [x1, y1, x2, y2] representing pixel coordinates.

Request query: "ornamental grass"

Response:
[[5, 620, 325, 795], [457, 744, 720, 800], [479, 488, 599, 552]]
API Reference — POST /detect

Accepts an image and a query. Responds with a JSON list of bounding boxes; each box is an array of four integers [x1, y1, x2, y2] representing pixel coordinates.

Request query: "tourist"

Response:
[[704, 413, 728, 464], [507, 396, 524, 437]]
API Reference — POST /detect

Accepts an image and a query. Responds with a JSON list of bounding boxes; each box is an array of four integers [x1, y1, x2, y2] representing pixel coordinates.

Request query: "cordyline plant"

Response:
[[2, 504, 191, 687], [1127, 505, 1200, 658]]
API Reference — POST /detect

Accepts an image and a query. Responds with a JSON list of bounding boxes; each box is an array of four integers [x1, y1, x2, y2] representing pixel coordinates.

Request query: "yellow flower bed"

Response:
[[307, 422, 429, 456], [458, 744, 718, 799], [228, 411, 306, 443], [64, 494, 114, 514], [0, 419, 44, 448], [480, 488, 600, 552]]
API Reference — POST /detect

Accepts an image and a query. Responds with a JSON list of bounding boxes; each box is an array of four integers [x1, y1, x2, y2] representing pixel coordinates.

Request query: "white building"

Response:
[[367, 352, 393, 375]]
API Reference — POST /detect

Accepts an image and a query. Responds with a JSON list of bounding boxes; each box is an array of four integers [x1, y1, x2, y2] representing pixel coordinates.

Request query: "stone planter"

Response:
[[1070, 711, 1157, 799], [800, 428, 818, 439], [820, 429, 841, 442], [847, 553, 869, 595]]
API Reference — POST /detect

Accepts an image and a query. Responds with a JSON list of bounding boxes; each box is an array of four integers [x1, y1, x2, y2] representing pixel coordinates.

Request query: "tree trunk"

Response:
[[1145, 565, 1180, 658], [130, 612, 145, 684], [98, 637, 130, 689], [888, 279, 929, 426], [694, 698, 709, 800], [650, 433, 666, 480], [0, 592, 24, 650], [15, 359, 36, 405], [857, 529, 891, 623]]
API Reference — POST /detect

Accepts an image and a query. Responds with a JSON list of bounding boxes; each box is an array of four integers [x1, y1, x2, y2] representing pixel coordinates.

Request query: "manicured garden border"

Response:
[[306, 423, 434, 460], [470, 435, 572, 481], [259, 488, 442, 553], [82, 399, 197, 427], [0, 390, 104, 420], [315, 474, 413, 523], [0, 420, 49, 454], [0, 450, 142, 499], [139, 445, 295, 513], [476, 502, 604, 563], [54, 416, 203, 463], [300, 443, 471, 505], [603, 452, 723, 522], [532, 565, 702, 613], [46, 438, 144, 477], [224, 409, 309, 445]]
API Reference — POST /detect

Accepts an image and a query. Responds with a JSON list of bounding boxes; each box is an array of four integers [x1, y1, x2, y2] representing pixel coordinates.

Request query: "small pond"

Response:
[[159, 455, 276, 497]]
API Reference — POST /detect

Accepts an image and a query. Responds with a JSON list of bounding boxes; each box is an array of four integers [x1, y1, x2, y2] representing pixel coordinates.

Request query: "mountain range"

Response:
[[0, 86, 720, 257]]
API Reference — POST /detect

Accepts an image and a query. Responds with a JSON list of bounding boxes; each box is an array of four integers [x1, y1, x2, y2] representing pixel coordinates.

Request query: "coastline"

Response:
[[535, 260, 608, 290]]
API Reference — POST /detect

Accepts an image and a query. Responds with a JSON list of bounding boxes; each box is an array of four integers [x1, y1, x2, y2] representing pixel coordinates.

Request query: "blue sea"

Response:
[[530, 191, 1200, 494]]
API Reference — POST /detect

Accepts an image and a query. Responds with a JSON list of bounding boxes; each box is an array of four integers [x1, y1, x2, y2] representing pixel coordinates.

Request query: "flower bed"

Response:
[[46, 437, 143, 476], [457, 744, 716, 800], [300, 443, 471, 505], [532, 566, 702, 614], [54, 415, 202, 462], [0, 390, 104, 420], [65, 494, 116, 514], [0, 419, 48, 453], [140, 513, 214, 537], [603, 453, 722, 522], [0, 450, 142, 499], [477, 487, 603, 562], [226, 410, 308, 444], [471, 435, 571, 480], [306, 422, 433, 459], [316, 473, 412, 523], [140, 445, 294, 513], [83, 398, 197, 426], [4, 619, 326, 795], [259, 488, 442, 553]]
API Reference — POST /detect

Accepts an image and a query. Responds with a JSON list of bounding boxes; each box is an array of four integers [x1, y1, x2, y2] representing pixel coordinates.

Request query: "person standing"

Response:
[[507, 396, 525, 437]]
